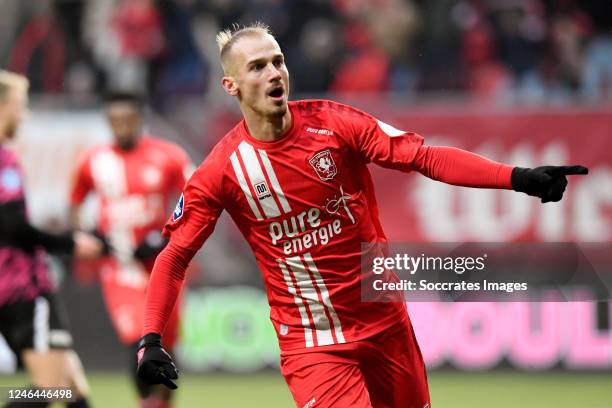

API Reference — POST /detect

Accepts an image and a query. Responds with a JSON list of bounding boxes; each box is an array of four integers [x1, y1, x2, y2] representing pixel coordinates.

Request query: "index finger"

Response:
[[558, 165, 588, 175], [159, 372, 178, 389]]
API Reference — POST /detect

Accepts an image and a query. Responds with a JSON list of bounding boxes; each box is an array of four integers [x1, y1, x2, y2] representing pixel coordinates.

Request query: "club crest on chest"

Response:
[[309, 150, 337, 181]]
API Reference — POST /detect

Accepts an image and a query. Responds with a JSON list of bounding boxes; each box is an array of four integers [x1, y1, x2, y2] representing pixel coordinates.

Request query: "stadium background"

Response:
[[0, 0, 611, 406]]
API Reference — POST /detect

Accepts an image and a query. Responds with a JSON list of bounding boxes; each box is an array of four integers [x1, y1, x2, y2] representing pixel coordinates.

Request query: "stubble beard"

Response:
[[268, 104, 287, 119], [251, 99, 287, 120]]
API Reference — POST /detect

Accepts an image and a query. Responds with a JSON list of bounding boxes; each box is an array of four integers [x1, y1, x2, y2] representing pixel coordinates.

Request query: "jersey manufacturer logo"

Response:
[[306, 127, 333, 136], [309, 150, 337, 181], [173, 193, 184, 222], [230, 142, 292, 221], [254, 181, 272, 201]]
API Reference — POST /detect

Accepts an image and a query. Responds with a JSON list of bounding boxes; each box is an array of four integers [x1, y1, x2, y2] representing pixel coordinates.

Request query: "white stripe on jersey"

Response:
[[286, 256, 335, 346], [277, 259, 314, 347], [230, 152, 263, 221], [303, 252, 345, 343], [91, 149, 127, 198], [90, 149, 135, 261], [238, 142, 281, 218], [258, 149, 292, 213]]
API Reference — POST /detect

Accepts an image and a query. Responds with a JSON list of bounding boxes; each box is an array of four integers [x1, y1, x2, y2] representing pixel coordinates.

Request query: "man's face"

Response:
[[106, 102, 141, 150], [224, 34, 290, 118], [0, 87, 28, 140]]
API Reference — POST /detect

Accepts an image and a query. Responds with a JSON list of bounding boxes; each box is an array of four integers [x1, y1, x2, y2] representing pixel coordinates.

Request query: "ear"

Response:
[[221, 76, 239, 97]]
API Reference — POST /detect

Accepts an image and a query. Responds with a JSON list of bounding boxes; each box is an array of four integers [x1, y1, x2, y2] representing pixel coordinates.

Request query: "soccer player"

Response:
[[0, 70, 100, 408], [136, 24, 588, 407], [70, 92, 193, 408]]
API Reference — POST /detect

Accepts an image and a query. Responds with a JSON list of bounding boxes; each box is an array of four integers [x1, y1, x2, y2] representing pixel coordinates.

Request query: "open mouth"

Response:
[[268, 87, 284, 99]]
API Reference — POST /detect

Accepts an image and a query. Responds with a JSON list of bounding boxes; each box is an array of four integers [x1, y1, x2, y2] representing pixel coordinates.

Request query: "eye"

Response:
[[273, 58, 284, 67], [252, 63, 265, 71]]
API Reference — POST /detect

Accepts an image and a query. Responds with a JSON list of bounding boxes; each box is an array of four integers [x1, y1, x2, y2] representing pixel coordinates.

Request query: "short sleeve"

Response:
[[340, 107, 424, 172], [162, 154, 224, 252]]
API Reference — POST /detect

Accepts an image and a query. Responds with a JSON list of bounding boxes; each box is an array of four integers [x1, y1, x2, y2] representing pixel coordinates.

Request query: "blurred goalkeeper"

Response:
[[70, 92, 193, 408], [137, 24, 588, 408], [0, 71, 101, 407]]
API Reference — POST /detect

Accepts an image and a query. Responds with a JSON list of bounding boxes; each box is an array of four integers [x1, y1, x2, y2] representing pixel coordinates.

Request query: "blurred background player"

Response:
[[0, 70, 101, 407], [136, 24, 587, 408], [69, 92, 193, 408]]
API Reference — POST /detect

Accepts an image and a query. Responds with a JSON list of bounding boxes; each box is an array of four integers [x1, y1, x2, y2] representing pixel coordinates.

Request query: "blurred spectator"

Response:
[[549, 11, 590, 89], [578, 0, 612, 101], [110, 0, 164, 91], [461, 21, 512, 101], [113, 0, 164, 59], [491, 1, 546, 84], [366, 0, 422, 93], [8, 0, 65, 92], [330, 21, 390, 93], [151, 1, 209, 108], [289, 18, 340, 93], [419, 0, 465, 93]]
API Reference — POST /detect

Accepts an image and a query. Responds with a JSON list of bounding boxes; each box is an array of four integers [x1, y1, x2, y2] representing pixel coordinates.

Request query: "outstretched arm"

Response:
[[412, 145, 513, 189], [412, 145, 588, 202]]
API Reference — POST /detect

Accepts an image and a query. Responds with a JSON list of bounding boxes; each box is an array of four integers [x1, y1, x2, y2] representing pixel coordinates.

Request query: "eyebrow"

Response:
[[246, 53, 284, 67]]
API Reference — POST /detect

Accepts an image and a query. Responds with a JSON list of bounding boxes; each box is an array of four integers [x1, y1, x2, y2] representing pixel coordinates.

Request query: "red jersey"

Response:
[[71, 137, 192, 283], [164, 100, 428, 352]]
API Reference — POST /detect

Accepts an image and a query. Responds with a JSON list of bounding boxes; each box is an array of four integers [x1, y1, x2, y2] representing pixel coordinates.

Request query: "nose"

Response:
[[267, 63, 282, 81]]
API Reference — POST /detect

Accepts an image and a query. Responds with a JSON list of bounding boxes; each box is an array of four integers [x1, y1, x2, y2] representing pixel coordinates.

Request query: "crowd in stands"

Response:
[[0, 0, 611, 107]]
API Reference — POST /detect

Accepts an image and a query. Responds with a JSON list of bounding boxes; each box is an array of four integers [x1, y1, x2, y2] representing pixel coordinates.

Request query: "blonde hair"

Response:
[[0, 70, 29, 101], [216, 22, 273, 73]]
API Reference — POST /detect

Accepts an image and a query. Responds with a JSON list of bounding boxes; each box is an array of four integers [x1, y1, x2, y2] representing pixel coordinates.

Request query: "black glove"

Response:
[[133, 231, 168, 262], [511, 165, 588, 203], [136, 333, 179, 390]]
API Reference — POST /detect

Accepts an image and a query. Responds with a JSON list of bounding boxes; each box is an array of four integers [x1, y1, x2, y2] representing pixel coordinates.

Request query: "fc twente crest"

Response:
[[309, 150, 337, 181]]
